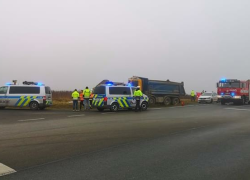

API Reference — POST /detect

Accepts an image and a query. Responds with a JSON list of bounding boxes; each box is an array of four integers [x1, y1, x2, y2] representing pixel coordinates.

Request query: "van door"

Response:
[[0, 86, 9, 107], [45, 86, 52, 106], [108, 87, 133, 108]]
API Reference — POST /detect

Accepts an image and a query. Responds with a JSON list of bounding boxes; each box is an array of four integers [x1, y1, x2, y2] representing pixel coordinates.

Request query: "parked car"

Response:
[[198, 92, 218, 103]]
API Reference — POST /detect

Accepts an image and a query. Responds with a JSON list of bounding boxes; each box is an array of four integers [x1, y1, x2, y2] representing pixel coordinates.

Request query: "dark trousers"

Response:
[[135, 100, 141, 111], [80, 100, 84, 110], [73, 100, 78, 110], [191, 96, 196, 102]]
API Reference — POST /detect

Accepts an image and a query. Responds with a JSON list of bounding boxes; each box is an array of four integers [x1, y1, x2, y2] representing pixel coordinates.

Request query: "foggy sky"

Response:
[[1, 0, 250, 93]]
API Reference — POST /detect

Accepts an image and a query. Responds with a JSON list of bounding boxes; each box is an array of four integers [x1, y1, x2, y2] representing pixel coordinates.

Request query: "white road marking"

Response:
[[224, 108, 250, 111], [18, 118, 45, 122], [0, 163, 16, 177], [67, 114, 85, 118]]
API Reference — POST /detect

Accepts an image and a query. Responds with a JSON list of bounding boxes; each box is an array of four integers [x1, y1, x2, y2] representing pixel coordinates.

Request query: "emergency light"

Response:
[[106, 81, 114, 86]]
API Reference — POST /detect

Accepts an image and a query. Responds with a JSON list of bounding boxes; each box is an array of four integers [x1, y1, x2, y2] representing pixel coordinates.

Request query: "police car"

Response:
[[92, 82, 149, 112], [0, 81, 52, 110]]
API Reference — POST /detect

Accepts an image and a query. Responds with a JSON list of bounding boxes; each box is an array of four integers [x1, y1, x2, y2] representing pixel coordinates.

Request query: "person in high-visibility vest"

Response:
[[79, 90, 84, 111], [72, 89, 80, 111], [191, 90, 196, 102], [134, 86, 143, 112], [83, 86, 91, 110]]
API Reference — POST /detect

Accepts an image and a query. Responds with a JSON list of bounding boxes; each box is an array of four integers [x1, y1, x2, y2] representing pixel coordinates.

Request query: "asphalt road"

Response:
[[1, 104, 250, 180]]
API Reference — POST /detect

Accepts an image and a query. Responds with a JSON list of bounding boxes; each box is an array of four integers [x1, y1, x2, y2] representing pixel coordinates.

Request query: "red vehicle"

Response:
[[217, 79, 250, 105]]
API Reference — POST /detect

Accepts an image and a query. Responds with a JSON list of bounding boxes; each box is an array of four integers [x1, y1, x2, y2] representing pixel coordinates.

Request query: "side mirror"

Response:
[[216, 83, 219, 88]]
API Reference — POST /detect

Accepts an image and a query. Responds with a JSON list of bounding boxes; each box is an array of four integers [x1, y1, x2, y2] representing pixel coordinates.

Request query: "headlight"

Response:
[[233, 96, 241, 99]]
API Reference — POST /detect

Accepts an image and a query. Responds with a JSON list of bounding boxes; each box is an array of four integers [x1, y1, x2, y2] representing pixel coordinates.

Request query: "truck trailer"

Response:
[[128, 76, 185, 105]]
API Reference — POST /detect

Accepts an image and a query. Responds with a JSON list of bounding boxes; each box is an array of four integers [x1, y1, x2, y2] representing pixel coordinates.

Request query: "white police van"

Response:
[[92, 82, 149, 112], [0, 81, 52, 110]]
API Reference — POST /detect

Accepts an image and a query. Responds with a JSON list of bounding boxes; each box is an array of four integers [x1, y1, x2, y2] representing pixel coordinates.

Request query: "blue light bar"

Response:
[[37, 82, 43, 86], [106, 81, 114, 86], [5, 83, 12, 86], [231, 92, 235, 96], [221, 92, 224, 95], [220, 78, 226, 82]]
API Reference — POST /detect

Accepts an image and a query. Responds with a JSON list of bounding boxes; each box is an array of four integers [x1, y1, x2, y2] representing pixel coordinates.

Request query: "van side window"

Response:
[[9, 87, 40, 94], [109, 87, 131, 95], [0, 86, 8, 94]]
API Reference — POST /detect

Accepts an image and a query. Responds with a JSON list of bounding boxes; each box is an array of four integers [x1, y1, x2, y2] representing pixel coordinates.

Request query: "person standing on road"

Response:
[[134, 86, 143, 112], [191, 90, 196, 102], [72, 89, 80, 111], [83, 86, 91, 110], [79, 90, 84, 111]]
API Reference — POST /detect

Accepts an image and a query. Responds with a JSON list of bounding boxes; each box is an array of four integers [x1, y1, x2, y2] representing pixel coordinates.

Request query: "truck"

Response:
[[217, 79, 250, 105], [128, 76, 186, 105]]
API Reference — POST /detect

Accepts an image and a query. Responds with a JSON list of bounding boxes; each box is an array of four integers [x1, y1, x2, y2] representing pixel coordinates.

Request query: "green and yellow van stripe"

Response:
[[15, 96, 37, 107]]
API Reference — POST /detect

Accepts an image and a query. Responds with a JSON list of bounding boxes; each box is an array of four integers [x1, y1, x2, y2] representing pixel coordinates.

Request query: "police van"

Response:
[[92, 82, 149, 112], [0, 81, 52, 110]]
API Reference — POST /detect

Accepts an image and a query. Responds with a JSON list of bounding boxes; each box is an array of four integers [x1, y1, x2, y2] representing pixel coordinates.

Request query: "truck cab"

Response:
[[217, 79, 250, 105]]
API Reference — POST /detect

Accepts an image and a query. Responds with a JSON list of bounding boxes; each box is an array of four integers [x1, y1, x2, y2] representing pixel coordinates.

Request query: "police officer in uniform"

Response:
[[134, 86, 143, 112], [72, 89, 80, 111], [83, 86, 91, 110]]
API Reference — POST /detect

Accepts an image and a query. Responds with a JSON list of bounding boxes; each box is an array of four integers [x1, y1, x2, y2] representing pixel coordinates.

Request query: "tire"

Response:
[[149, 96, 156, 105], [141, 102, 148, 111], [110, 103, 119, 112], [163, 96, 171, 106], [97, 107, 104, 112], [0, 107, 5, 110], [221, 100, 225, 105], [241, 97, 245, 105], [172, 98, 180, 106], [30, 102, 39, 110]]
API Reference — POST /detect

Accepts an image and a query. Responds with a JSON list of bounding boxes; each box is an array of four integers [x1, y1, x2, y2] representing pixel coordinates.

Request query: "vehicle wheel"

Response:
[[110, 103, 119, 112], [149, 96, 156, 105], [39, 107, 46, 110], [30, 102, 39, 110], [172, 98, 180, 106], [97, 107, 104, 112], [163, 96, 171, 106], [241, 97, 245, 105], [141, 102, 148, 111], [0, 107, 5, 110], [221, 100, 225, 105]]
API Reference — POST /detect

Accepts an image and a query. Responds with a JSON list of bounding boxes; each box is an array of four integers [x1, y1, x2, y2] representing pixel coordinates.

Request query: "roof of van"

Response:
[[5, 85, 45, 87]]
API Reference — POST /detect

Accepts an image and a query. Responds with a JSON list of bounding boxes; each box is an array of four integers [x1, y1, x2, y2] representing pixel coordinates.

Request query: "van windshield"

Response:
[[93, 86, 105, 94]]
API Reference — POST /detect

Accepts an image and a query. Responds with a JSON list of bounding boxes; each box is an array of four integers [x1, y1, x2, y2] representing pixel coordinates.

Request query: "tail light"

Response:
[[104, 97, 108, 102], [43, 96, 46, 100]]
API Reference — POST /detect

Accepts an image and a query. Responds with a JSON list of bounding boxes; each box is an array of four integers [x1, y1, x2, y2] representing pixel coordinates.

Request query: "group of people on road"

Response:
[[72, 87, 93, 111], [190, 90, 207, 102]]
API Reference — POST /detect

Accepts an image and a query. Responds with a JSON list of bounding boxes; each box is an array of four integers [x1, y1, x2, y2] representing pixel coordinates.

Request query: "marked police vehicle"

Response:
[[0, 81, 52, 110], [92, 81, 149, 112]]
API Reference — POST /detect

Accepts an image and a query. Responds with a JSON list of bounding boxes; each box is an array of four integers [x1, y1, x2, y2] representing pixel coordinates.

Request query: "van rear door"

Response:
[[92, 86, 106, 107], [0, 86, 8, 107], [45, 86, 52, 106]]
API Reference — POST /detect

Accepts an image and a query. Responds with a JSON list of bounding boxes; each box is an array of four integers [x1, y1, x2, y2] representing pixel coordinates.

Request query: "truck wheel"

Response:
[[241, 98, 245, 105], [163, 96, 171, 106], [149, 96, 156, 105], [172, 98, 180, 106], [141, 102, 148, 111], [110, 103, 119, 112], [30, 102, 39, 110], [221, 100, 225, 105], [97, 107, 104, 112]]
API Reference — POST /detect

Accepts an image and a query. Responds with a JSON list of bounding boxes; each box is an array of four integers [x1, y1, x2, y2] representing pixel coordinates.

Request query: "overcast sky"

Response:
[[1, 0, 250, 93]]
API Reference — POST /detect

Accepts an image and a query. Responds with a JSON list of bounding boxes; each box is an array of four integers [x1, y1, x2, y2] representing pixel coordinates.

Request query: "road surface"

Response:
[[1, 104, 250, 180]]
